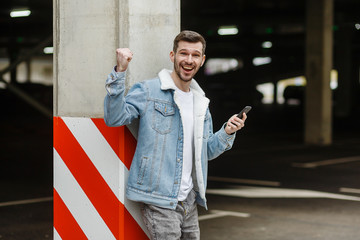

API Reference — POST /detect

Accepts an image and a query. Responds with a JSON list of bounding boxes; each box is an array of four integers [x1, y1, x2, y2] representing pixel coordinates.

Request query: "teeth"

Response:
[[183, 66, 193, 70]]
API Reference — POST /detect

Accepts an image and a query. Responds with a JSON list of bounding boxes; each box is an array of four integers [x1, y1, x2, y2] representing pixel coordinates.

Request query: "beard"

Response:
[[173, 57, 200, 82]]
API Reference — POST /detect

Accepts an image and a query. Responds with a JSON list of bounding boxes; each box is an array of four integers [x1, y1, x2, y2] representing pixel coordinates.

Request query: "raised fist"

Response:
[[116, 48, 133, 72]]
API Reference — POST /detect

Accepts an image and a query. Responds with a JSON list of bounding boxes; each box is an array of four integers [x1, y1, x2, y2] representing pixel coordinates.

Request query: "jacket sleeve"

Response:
[[206, 113, 236, 160], [104, 68, 148, 127]]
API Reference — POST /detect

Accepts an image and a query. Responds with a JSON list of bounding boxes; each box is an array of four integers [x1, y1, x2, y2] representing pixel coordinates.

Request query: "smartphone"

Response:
[[237, 106, 252, 119]]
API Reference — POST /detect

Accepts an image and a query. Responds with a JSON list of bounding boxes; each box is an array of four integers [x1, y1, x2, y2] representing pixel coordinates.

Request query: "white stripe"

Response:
[[54, 149, 115, 240], [53, 227, 62, 240], [292, 156, 360, 168], [199, 210, 250, 221], [62, 117, 123, 201], [62, 117, 149, 237], [207, 186, 360, 201], [0, 197, 52, 207], [208, 176, 281, 187], [340, 187, 360, 194], [198, 212, 226, 221]]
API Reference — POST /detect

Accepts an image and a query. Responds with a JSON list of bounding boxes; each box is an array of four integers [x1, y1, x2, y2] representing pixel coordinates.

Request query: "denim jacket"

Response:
[[104, 68, 235, 210]]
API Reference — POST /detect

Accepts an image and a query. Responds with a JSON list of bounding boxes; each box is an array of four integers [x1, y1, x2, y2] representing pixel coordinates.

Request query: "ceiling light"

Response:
[[218, 26, 238, 36], [204, 58, 242, 76], [10, 9, 31, 18], [355, 23, 360, 30], [253, 57, 272, 66], [43, 47, 53, 54], [262, 41, 273, 49]]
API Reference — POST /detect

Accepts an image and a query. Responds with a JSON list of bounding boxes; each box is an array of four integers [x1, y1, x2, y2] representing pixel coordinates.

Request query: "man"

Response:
[[104, 30, 247, 239]]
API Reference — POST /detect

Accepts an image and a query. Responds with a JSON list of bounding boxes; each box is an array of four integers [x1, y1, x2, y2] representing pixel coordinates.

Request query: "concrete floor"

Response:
[[199, 136, 360, 240], [1, 100, 360, 239]]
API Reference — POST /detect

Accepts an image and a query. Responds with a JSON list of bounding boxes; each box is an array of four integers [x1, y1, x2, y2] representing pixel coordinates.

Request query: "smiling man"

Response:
[[171, 39, 205, 85], [104, 30, 247, 240]]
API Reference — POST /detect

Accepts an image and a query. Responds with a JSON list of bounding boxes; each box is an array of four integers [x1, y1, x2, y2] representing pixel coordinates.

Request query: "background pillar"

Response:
[[304, 0, 333, 145]]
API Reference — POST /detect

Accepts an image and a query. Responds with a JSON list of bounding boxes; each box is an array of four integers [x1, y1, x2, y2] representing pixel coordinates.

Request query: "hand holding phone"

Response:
[[226, 106, 251, 134], [237, 106, 252, 119]]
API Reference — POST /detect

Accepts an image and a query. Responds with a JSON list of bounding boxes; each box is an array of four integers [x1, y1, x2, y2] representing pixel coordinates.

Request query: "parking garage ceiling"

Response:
[[0, 0, 52, 58], [0, 0, 359, 82]]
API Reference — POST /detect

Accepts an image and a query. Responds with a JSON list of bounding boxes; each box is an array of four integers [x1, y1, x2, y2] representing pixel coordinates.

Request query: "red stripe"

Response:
[[54, 117, 147, 239], [53, 188, 87, 240], [91, 118, 121, 159], [91, 119, 147, 239], [124, 207, 149, 240], [54, 117, 119, 238], [91, 119, 136, 170], [119, 126, 137, 170]]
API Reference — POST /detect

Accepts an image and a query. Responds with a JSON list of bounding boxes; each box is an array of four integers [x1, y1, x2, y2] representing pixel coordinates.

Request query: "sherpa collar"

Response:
[[158, 69, 206, 96]]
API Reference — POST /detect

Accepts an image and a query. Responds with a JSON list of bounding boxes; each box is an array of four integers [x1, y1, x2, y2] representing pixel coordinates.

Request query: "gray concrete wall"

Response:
[[54, 0, 180, 118]]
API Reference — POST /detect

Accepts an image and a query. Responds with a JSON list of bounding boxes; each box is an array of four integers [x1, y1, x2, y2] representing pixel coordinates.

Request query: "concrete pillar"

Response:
[[53, 0, 179, 238], [54, 0, 179, 117], [304, 0, 333, 145]]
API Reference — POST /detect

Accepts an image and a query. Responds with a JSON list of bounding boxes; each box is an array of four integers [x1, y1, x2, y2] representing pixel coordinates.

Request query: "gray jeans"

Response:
[[141, 190, 200, 240]]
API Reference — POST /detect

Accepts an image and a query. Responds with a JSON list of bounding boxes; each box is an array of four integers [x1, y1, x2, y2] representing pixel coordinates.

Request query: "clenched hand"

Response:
[[116, 48, 133, 72]]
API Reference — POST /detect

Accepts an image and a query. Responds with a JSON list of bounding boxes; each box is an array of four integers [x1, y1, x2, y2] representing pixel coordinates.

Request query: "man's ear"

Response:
[[170, 51, 175, 63], [201, 55, 206, 67]]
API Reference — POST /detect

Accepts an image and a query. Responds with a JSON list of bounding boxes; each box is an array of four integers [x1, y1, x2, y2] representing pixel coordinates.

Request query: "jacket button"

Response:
[[177, 158, 180, 162], [170, 202, 174, 206], [175, 181, 178, 184]]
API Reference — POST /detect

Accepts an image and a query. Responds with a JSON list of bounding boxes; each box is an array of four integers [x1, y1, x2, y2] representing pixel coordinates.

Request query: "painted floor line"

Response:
[[208, 176, 281, 187], [0, 196, 53, 207], [206, 186, 360, 202], [340, 187, 360, 194], [292, 155, 360, 168], [199, 210, 250, 221]]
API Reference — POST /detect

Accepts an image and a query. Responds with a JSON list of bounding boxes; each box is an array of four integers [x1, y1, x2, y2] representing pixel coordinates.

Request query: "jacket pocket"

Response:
[[151, 101, 175, 134], [137, 156, 149, 185]]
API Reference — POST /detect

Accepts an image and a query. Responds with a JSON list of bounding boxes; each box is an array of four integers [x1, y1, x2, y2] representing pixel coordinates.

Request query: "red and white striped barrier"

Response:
[[54, 117, 149, 239]]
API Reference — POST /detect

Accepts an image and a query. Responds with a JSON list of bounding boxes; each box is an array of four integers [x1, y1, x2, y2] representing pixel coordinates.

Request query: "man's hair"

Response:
[[173, 30, 206, 55]]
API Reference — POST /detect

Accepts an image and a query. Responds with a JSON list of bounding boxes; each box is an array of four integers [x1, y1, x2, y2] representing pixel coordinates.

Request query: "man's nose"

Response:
[[185, 54, 193, 62]]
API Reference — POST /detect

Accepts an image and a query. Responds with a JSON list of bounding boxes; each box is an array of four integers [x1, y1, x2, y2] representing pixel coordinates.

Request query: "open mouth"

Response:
[[182, 65, 194, 73]]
